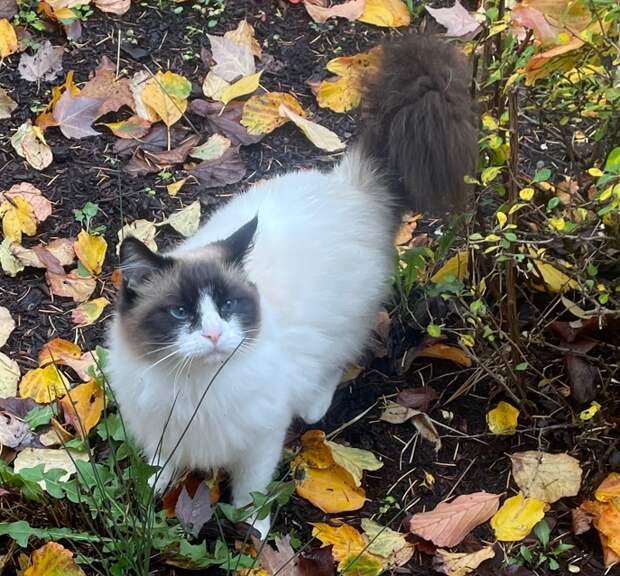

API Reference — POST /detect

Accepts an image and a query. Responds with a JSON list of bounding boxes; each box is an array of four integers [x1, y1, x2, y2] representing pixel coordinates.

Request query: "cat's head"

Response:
[[116, 216, 259, 364]]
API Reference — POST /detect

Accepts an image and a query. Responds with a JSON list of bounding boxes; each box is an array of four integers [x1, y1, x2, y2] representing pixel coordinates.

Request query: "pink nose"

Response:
[[202, 329, 221, 344]]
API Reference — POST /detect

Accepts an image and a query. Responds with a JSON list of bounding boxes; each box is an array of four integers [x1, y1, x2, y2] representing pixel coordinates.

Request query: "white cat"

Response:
[[107, 34, 477, 538]]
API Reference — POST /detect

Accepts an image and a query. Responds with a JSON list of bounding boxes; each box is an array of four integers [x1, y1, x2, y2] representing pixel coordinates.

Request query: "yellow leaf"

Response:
[[116, 219, 158, 255], [481, 114, 498, 130], [71, 297, 110, 327], [486, 401, 519, 435], [142, 71, 191, 127], [220, 71, 263, 104], [0, 19, 18, 58], [325, 440, 383, 487], [490, 494, 547, 541], [496, 211, 507, 228], [528, 247, 578, 293], [22, 542, 86, 576], [579, 400, 600, 421], [103, 115, 152, 139], [60, 379, 105, 438], [19, 364, 71, 403], [10, 121, 54, 170], [547, 216, 566, 231], [588, 167, 604, 177], [0, 351, 20, 398], [74, 230, 107, 276], [224, 19, 262, 58], [241, 92, 305, 135], [358, 0, 411, 27], [431, 250, 469, 283], [278, 104, 345, 152], [167, 177, 188, 197], [165, 200, 201, 237], [416, 343, 472, 367], [202, 71, 230, 100], [0, 196, 37, 243], [38, 338, 96, 382]]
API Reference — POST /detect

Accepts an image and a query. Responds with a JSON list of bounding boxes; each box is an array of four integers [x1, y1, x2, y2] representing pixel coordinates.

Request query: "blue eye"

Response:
[[170, 306, 189, 320], [220, 299, 237, 316]]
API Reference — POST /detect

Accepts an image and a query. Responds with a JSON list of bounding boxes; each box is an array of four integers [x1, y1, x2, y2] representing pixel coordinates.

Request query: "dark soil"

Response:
[[0, 1, 616, 575]]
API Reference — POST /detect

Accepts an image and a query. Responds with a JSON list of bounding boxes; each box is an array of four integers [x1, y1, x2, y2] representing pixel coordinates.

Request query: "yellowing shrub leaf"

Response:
[[490, 494, 547, 541], [486, 401, 519, 435], [74, 230, 107, 276], [431, 250, 469, 283]]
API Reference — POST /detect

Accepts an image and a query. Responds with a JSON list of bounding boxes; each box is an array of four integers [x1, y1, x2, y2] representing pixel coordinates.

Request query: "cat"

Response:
[[107, 34, 478, 538]]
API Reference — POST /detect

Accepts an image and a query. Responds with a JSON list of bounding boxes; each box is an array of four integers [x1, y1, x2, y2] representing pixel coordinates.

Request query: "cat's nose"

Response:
[[202, 329, 222, 344]]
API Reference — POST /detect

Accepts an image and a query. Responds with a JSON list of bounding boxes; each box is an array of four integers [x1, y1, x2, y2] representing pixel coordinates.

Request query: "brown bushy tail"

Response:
[[360, 35, 478, 217]]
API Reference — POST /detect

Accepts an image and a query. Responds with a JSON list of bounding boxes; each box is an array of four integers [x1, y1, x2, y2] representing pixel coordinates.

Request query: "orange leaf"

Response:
[[39, 338, 96, 382], [312, 522, 366, 562], [580, 499, 620, 566], [60, 379, 104, 438], [416, 343, 472, 367], [22, 542, 85, 576], [595, 472, 620, 503]]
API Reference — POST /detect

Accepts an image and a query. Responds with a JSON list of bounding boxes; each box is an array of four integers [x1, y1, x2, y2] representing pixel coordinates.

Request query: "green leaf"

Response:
[[533, 168, 551, 182], [520, 544, 533, 563], [24, 404, 56, 428], [515, 362, 529, 372], [534, 519, 550, 548], [546, 197, 560, 211], [0, 461, 43, 501], [548, 557, 559, 571], [427, 323, 441, 338], [0, 519, 105, 547], [604, 147, 620, 174], [481, 166, 502, 185]]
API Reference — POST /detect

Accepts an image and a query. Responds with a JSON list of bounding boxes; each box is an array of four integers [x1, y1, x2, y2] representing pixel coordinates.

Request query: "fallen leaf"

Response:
[[433, 546, 495, 576], [104, 115, 152, 139], [202, 71, 230, 101], [491, 494, 548, 541], [22, 541, 86, 576], [528, 248, 578, 292], [71, 297, 110, 328], [126, 135, 201, 176], [571, 507, 594, 535], [46, 269, 96, 302], [0, 351, 20, 397], [190, 134, 231, 161], [413, 412, 442, 451], [380, 401, 417, 424], [0, 18, 17, 58], [19, 364, 70, 403], [510, 451, 582, 503], [278, 104, 344, 152], [396, 387, 438, 412], [254, 535, 303, 576], [10, 121, 53, 170], [175, 481, 213, 538], [486, 401, 519, 435], [190, 99, 262, 146], [60, 379, 104, 438], [431, 251, 469, 283], [18, 41, 63, 82], [80, 56, 135, 116], [190, 145, 246, 189], [241, 92, 305, 135], [128, 70, 159, 122], [416, 343, 472, 367], [581, 476, 620, 566], [304, 0, 365, 23], [425, 0, 482, 37], [94, 0, 130, 15], [566, 354, 597, 404], [0, 237, 24, 277], [291, 430, 366, 513], [13, 447, 89, 490], [394, 213, 419, 246], [595, 472, 620, 503], [0, 410, 32, 449], [224, 19, 262, 58], [0, 196, 36, 243], [0, 0, 17, 19], [0, 85, 17, 119], [207, 33, 255, 82], [409, 492, 500, 547], [358, 0, 411, 27], [35, 70, 79, 130], [116, 219, 158, 254], [142, 71, 191, 127], [13, 238, 75, 271], [361, 518, 414, 567], [74, 230, 107, 276], [0, 306, 15, 348], [39, 339, 95, 382], [1, 183, 52, 222], [52, 91, 103, 139], [325, 440, 383, 487], [220, 70, 263, 105], [164, 201, 201, 237]]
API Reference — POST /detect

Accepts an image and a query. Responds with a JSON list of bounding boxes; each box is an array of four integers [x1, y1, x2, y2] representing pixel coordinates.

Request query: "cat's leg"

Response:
[[299, 368, 341, 424], [230, 430, 285, 539]]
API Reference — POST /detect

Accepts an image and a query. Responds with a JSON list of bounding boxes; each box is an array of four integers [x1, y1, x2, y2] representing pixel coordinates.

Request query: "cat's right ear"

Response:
[[119, 237, 168, 294]]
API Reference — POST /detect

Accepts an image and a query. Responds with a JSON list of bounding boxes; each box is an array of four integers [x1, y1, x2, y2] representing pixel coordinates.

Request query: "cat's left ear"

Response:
[[120, 237, 169, 293], [219, 215, 258, 266]]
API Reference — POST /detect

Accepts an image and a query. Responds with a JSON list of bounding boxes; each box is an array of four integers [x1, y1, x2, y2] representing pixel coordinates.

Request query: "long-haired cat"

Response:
[[107, 35, 478, 537]]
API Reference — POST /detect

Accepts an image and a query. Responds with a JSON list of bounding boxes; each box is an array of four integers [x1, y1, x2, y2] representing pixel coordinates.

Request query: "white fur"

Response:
[[107, 151, 395, 537]]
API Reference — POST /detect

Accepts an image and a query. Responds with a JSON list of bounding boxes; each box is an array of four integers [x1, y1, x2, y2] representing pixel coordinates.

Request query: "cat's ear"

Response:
[[219, 215, 258, 266], [119, 237, 168, 292]]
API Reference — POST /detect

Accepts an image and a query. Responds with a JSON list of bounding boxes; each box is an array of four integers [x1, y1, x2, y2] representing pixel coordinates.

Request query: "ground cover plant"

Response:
[[0, 0, 618, 574]]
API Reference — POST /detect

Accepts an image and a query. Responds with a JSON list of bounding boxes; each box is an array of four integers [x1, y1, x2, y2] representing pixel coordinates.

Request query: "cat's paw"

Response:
[[148, 467, 173, 495], [252, 516, 271, 540], [299, 395, 332, 424]]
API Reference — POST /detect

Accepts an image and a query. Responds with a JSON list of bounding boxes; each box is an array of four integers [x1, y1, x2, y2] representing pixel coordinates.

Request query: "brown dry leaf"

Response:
[[60, 379, 104, 438], [380, 401, 417, 424], [18, 41, 63, 82], [433, 546, 495, 576], [571, 507, 594, 535], [394, 212, 420, 246], [52, 91, 103, 139], [0, 351, 20, 398], [74, 230, 107, 276], [0, 306, 15, 347], [190, 145, 246, 189], [409, 492, 500, 547], [207, 33, 255, 82], [278, 104, 345, 152], [12, 238, 75, 271], [190, 99, 262, 146], [71, 297, 110, 328], [21, 541, 86, 576], [0, 18, 17, 58], [46, 269, 96, 302], [0, 85, 17, 119], [425, 0, 482, 37], [396, 387, 438, 411], [510, 451, 582, 503], [39, 339, 95, 382], [416, 343, 472, 367], [94, 0, 129, 14], [304, 0, 365, 23], [254, 535, 304, 576], [0, 410, 32, 448], [142, 71, 191, 127], [241, 92, 305, 135], [291, 430, 366, 513], [10, 121, 53, 170], [104, 115, 152, 139], [0, 0, 17, 19], [358, 0, 411, 27], [224, 19, 262, 58], [19, 364, 70, 403], [412, 412, 442, 451], [81, 56, 135, 116]]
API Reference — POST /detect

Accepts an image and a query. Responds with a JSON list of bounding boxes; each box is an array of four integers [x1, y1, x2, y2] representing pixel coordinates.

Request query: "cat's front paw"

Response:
[[299, 395, 332, 424], [148, 467, 173, 495], [252, 515, 271, 540]]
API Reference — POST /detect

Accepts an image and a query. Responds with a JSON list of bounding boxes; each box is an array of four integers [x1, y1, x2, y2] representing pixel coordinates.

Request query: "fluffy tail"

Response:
[[359, 35, 478, 217]]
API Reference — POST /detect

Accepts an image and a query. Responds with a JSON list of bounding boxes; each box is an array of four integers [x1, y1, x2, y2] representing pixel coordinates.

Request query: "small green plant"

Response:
[[74, 201, 105, 234], [508, 520, 574, 571], [378, 495, 401, 515], [15, 0, 46, 31]]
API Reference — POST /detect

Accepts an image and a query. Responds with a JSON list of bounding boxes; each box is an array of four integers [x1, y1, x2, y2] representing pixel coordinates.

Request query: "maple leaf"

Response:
[[81, 56, 135, 116], [190, 99, 262, 146], [60, 379, 104, 438], [425, 1, 482, 37], [116, 219, 158, 254], [207, 33, 255, 82], [52, 91, 103, 139], [224, 19, 262, 58], [175, 482, 213, 537], [18, 41, 64, 82]]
